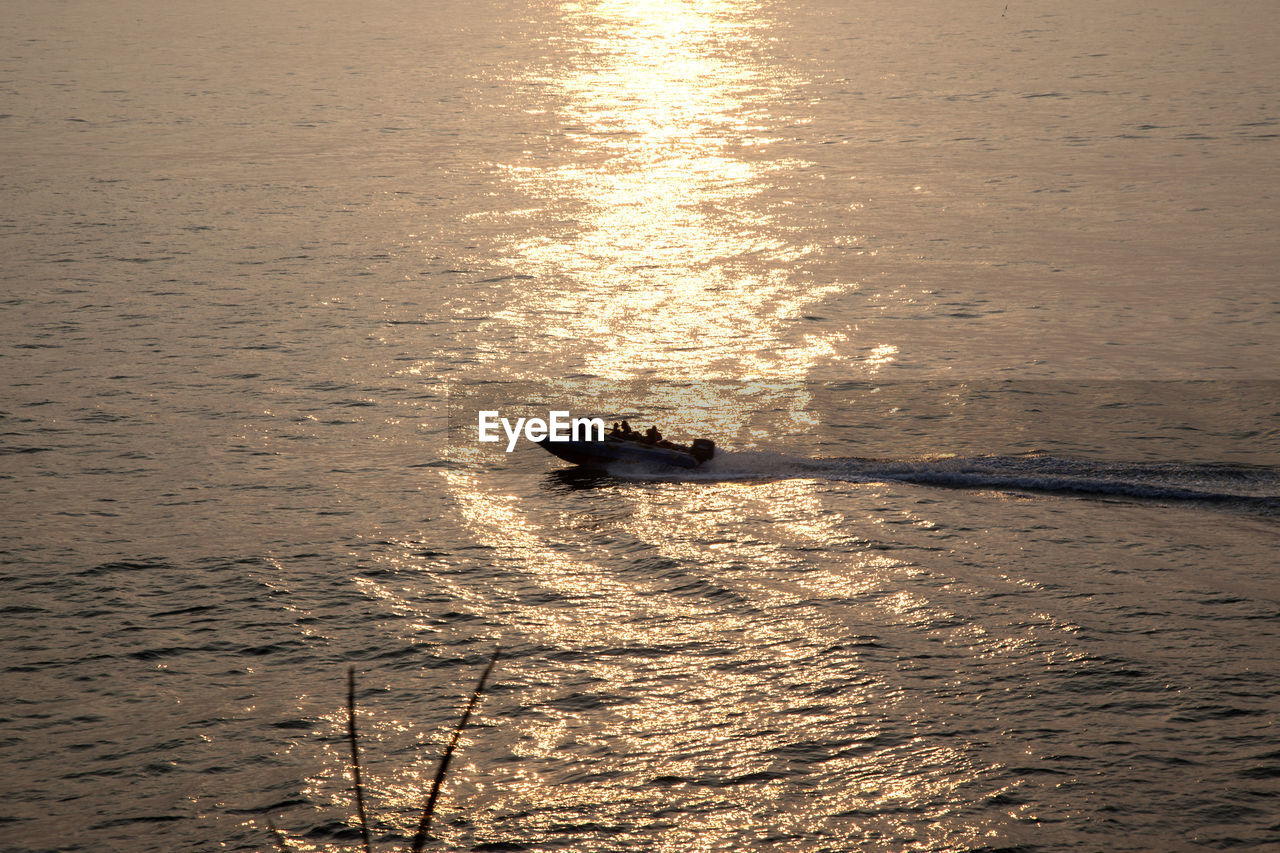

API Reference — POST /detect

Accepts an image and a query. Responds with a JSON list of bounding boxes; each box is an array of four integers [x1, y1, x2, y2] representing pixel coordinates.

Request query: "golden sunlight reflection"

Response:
[[482, 0, 849, 390], [391, 1, 1031, 845], [864, 343, 899, 371], [439, 469, 723, 644], [339, 470, 1025, 846]]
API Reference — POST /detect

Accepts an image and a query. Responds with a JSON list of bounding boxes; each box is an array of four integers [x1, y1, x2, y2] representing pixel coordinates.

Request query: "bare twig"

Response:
[[265, 817, 291, 852], [347, 666, 374, 853], [410, 648, 501, 853]]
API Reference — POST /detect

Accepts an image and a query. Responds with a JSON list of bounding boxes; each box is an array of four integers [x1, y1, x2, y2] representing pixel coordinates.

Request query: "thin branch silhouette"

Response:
[[265, 817, 291, 852], [347, 666, 374, 853], [410, 648, 501, 853]]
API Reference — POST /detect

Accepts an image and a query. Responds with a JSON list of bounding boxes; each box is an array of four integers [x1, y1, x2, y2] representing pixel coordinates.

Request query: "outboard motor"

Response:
[[689, 438, 715, 463]]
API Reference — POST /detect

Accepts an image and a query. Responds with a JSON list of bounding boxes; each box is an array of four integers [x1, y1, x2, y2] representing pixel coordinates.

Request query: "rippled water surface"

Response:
[[3, 1, 1278, 850]]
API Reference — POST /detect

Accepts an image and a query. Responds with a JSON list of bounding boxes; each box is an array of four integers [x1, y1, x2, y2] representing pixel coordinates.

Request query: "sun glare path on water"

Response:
[[344, 470, 1060, 847], [474, 0, 859, 385]]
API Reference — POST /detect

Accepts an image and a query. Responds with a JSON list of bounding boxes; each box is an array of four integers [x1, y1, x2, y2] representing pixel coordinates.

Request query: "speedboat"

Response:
[[537, 433, 715, 470]]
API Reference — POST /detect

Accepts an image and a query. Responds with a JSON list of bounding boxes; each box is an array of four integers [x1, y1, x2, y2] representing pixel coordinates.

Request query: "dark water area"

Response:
[[3, 0, 1279, 850]]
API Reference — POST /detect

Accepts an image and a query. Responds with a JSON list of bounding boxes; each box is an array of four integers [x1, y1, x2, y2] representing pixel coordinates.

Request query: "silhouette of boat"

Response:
[[536, 432, 715, 470]]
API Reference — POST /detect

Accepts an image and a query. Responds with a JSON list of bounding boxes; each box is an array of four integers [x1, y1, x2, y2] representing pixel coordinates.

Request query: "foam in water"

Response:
[[607, 450, 1280, 506]]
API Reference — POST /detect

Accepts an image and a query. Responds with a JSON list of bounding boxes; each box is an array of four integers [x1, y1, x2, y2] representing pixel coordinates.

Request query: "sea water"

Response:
[[2, 0, 1277, 850]]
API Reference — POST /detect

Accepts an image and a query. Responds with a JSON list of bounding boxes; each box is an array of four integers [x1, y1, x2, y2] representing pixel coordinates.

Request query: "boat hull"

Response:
[[536, 438, 702, 469]]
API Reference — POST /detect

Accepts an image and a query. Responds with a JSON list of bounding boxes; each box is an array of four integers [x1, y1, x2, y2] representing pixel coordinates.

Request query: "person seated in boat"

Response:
[[644, 425, 662, 444]]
